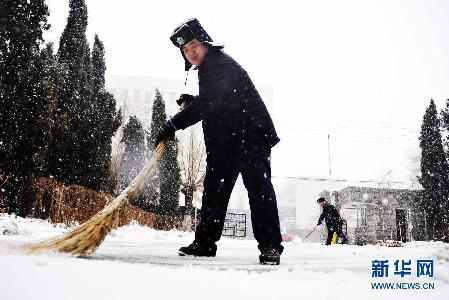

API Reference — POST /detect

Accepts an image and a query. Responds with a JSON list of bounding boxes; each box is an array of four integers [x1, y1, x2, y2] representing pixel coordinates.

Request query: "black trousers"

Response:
[[325, 225, 347, 245], [194, 141, 283, 253]]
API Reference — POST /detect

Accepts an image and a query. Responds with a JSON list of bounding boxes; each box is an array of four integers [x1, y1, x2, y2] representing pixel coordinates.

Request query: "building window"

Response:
[[357, 206, 367, 227]]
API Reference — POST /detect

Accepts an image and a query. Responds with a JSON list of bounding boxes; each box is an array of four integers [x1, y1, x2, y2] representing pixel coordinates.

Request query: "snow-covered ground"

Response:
[[0, 214, 448, 300]]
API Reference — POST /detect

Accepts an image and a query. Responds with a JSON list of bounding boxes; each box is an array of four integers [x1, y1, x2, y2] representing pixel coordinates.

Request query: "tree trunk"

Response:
[[182, 186, 195, 217]]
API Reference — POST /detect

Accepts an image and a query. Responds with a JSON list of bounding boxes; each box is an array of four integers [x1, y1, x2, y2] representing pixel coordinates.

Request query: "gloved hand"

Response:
[[154, 121, 176, 147], [176, 94, 195, 106]]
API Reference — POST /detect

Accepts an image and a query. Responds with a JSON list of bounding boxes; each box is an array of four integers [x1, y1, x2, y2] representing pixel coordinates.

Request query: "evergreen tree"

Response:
[[34, 43, 62, 176], [144, 90, 180, 214], [92, 35, 106, 95], [0, 0, 50, 215], [77, 45, 94, 185], [140, 90, 167, 207], [147, 90, 168, 151], [88, 35, 121, 191], [48, 0, 92, 185], [119, 117, 146, 189], [159, 139, 181, 215], [439, 98, 449, 241], [419, 99, 449, 240]]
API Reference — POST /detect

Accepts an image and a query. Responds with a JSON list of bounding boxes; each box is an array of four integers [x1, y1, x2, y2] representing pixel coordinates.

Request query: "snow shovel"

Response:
[[301, 225, 319, 243]]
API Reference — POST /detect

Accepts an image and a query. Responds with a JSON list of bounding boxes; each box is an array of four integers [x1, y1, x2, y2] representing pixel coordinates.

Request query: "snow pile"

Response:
[[0, 214, 68, 238], [0, 213, 448, 300], [435, 243, 449, 262]]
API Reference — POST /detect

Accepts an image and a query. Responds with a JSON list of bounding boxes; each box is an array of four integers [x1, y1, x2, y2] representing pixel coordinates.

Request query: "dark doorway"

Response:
[[396, 209, 407, 242]]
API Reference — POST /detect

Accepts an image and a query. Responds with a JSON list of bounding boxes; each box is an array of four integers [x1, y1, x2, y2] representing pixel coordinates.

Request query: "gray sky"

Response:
[[44, 0, 449, 184]]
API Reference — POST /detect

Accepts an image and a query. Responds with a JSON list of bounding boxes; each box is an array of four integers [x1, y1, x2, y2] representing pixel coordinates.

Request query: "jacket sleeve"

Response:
[[328, 205, 342, 223], [318, 211, 325, 225], [170, 63, 234, 130], [242, 71, 280, 147]]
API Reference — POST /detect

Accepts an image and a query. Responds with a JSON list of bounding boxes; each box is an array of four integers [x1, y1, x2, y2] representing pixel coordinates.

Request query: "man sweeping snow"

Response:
[[155, 18, 283, 265], [316, 197, 348, 245]]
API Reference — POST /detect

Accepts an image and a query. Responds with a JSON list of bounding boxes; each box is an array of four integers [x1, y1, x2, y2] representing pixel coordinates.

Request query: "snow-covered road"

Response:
[[0, 214, 448, 300]]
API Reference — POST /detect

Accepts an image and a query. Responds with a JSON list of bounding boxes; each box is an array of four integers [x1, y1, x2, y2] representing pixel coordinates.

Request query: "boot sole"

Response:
[[178, 250, 216, 257], [259, 255, 280, 265]]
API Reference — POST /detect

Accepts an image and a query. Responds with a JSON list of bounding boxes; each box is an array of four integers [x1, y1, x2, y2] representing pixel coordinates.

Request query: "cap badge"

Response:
[[176, 37, 185, 46]]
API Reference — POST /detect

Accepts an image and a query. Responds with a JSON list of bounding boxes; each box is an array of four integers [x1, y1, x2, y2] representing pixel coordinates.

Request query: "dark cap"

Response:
[[170, 18, 223, 49], [170, 23, 197, 48], [317, 197, 326, 203], [170, 18, 224, 71]]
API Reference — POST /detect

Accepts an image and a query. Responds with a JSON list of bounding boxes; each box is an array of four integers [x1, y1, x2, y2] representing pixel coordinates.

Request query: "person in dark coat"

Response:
[[317, 197, 348, 245], [155, 18, 283, 265]]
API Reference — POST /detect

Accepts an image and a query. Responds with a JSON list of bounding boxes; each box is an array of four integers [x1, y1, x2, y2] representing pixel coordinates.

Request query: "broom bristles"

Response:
[[20, 142, 167, 256]]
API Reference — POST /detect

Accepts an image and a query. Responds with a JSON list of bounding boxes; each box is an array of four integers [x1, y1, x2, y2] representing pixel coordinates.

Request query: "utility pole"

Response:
[[378, 169, 392, 188], [328, 134, 333, 204]]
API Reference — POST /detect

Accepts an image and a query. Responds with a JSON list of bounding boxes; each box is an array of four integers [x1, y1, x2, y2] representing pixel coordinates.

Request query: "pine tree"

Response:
[[34, 44, 62, 176], [77, 45, 94, 186], [140, 90, 167, 207], [135, 90, 181, 213], [159, 139, 181, 215], [48, 0, 92, 185], [419, 99, 449, 240], [439, 98, 449, 241], [0, 0, 50, 215], [88, 35, 121, 191], [141, 90, 181, 214], [119, 117, 146, 189], [147, 90, 168, 151], [92, 35, 106, 95]]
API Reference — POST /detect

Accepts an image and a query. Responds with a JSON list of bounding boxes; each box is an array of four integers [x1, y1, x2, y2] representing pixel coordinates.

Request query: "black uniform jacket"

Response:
[[170, 49, 279, 165], [318, 203, 344, 229]]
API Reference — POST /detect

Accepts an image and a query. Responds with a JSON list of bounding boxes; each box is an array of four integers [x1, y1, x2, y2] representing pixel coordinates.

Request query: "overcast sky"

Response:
[[44, 0, 449, 184]]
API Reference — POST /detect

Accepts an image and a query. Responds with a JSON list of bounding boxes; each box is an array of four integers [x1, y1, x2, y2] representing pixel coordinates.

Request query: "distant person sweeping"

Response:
[[155, 18, 283, 265], [316, 197, 348, 245]]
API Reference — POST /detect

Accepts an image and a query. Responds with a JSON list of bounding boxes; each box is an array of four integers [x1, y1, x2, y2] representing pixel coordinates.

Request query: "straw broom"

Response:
[[20, 71, 190, 256], [20, 140, 168, 256]]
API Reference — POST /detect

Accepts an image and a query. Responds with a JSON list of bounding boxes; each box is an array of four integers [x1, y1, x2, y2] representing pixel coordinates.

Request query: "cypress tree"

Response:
[[145, 90, 180, 214], [159, 139, 181, 215], [439, 98, 449, 241], [88, 35, 121, 191], [140, 90, 167, 207], [92, 35, 106, 95], [419, 99, 449, 240], [48, 0, 92, 185], [119, 116, 146, 189], [0, 0, 50, 215], [147, 89, 168, 151], [34, 43, 62, 176], [77, 45, 94, 186]]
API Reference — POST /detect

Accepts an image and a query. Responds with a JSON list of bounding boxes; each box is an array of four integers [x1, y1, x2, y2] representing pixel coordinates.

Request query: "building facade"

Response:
[[331, 186, 426, 245]]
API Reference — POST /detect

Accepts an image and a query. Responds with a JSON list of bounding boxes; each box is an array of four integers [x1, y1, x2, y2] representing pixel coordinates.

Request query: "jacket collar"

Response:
[[197, 48, 222, 72]]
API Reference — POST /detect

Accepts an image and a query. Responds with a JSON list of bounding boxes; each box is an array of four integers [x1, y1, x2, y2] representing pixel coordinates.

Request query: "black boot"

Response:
[[259, 247, 281, 265], [340, 235, 349, 244], [178, 241, 217, 257]]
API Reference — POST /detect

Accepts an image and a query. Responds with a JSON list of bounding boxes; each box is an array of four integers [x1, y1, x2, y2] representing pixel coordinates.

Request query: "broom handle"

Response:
[[302, 225, 319, 243], [123, 101, 188, 207], [125, 142, 166, 204]]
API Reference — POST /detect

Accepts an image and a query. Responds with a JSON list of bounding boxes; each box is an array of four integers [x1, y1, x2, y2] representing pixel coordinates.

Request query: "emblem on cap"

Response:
[[176, 37, 185, 46]]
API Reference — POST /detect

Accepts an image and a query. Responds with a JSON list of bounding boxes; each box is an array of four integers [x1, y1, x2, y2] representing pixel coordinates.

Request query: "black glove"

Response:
[[176, 94, 195, 106], [154, 121, 176, 147], [317, 221, 322, 226]]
